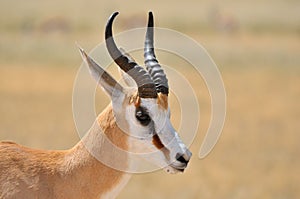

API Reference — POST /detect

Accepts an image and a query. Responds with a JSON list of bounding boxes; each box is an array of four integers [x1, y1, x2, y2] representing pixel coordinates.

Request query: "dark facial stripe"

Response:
[[153, 134, 171, 161], [152, 134, 164, 149]]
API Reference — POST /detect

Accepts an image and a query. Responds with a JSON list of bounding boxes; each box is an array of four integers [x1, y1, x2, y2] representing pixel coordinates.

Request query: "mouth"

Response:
[[164, 162, 187, 174], [173, 167, 185, 172]]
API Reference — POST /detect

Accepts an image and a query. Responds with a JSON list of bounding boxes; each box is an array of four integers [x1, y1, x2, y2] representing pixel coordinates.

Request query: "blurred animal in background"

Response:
[[208, 5, 239, 33], [38, 16, 70, 34]]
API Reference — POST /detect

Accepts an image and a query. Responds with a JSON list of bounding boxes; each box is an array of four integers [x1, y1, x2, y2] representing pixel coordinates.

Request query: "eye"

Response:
[[135, 107, 151, 126]]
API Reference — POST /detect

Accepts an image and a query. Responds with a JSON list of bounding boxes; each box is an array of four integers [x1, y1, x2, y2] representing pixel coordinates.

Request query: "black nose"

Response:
[[175, 153, 189, 165]]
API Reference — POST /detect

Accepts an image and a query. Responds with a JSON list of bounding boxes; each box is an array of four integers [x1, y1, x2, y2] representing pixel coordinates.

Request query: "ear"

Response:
[[118, 48, 137, 88], [118, 68, 137, 88], [78, 46, 124, 98]]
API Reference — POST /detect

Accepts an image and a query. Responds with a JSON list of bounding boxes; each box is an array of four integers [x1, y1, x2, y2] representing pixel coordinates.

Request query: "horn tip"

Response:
[[106, 12, 119, 38], [148, 11, 154, 27], [112, 11, 119, 18]]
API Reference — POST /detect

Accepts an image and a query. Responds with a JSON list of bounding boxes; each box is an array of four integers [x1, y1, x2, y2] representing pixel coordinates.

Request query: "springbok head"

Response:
[[80, 12, 192, 174]]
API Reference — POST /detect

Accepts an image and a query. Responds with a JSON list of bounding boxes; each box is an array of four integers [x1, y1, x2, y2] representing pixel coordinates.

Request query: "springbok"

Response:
[[0, 12, 192, 199]]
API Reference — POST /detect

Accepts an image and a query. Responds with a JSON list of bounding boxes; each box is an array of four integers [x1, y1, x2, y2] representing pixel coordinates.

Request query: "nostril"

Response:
[[175, 153, 189, 164]]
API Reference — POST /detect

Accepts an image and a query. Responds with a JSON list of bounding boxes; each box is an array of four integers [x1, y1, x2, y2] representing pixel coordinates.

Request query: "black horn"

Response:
[[105, 12, 157, 98], [144, 12, 169, 95]]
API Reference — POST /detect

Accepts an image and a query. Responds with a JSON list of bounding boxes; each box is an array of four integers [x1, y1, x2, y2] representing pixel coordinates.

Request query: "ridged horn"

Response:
[[105, 12, 157, 98], [144, 12, 169, 95]]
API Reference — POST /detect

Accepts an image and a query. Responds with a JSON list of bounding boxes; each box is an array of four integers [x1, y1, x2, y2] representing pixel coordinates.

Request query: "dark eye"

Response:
[[135, 107, 151, 126]]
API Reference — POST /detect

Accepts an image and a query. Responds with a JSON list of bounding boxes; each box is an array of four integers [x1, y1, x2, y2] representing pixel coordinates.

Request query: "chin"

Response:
[[164, 166, 185, 174]]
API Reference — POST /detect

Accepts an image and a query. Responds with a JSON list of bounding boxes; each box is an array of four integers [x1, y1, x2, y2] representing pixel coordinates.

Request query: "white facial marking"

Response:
[[122, 96, 191, 173]]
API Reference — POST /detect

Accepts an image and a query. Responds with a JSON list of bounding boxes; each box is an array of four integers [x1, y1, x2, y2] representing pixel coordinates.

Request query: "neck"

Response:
[[61, 104, 131, 199]]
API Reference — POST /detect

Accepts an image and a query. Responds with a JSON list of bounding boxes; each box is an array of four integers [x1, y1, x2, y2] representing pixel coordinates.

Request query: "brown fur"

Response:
[[129, 92, 140, 107], [157, 93, 168, 110], [0, 104, 129, 199], [152, 134, 164, 149]]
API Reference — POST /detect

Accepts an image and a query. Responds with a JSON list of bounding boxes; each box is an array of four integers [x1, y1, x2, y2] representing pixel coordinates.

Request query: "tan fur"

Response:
[[129, 92, 140, 107], [157, 93, 168, 110], [0, 104, 129, 199], [130, 93, 168, 109]]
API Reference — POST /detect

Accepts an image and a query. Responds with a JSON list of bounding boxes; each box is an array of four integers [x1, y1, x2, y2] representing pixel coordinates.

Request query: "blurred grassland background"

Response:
[[0, 0, 300, 198]]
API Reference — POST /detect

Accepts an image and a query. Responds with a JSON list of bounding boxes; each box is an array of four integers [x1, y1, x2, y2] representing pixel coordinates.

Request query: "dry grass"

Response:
[[0, 0, 300, 198]]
